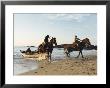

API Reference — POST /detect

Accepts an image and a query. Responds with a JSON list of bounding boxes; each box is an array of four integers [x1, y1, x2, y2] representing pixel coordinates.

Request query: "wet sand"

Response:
[[19, 55, 97, 75]]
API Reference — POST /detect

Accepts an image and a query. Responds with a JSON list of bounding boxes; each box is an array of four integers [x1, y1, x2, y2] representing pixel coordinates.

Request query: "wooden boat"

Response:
[[20, 50, 48, 61]]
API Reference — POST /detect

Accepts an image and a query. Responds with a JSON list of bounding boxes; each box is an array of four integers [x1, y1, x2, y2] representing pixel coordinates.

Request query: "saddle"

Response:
[[73, 40, 81, 48], [38, 42, 49, 53]]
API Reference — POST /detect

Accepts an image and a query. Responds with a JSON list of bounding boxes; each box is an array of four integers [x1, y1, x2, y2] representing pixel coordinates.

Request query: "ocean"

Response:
[[14, 46, 97, 75]]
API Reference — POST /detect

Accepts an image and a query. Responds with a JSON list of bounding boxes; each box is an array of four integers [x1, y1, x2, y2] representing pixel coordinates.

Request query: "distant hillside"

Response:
[[54, 44, 97, 50], [26, 46, 35, 47], [54, 45, 64, 48]]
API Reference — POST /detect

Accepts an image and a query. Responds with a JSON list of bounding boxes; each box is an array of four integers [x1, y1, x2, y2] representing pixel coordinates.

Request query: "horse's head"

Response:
[[82, 38, 91, 47], [50, 37, 57, 46]]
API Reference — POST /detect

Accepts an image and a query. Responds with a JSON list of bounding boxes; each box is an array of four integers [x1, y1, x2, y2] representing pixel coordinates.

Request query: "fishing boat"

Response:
[[20, 50, 48, 61]]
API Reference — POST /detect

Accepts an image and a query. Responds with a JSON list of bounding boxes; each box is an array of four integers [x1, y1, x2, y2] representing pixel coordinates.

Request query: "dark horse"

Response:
[[37, 37, 57, 61], [63, 38, 91, 58]]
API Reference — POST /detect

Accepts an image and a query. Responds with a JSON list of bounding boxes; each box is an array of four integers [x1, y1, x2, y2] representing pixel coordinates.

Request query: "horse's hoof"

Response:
[[48, 59, 51, 63]]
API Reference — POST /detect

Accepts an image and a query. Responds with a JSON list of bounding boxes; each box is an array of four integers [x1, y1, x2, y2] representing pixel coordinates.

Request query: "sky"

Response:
[[14, 13, 97, 47]]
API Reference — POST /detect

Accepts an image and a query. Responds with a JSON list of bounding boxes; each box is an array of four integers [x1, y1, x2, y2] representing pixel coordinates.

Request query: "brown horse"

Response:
[[63, 38, 91, 58], [37, 37, 57, 61]]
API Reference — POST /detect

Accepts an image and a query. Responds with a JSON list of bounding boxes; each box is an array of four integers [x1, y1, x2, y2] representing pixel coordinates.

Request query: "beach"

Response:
[[14, 47, 97, 75], [20, 55, 97, 75]]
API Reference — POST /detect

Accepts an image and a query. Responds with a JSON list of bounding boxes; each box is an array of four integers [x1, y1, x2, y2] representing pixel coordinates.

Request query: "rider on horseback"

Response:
[[44, 35, 50, 49], [44, 35, 49, 43], [75, 35, 80, 44], [37, 35, 50, 53]]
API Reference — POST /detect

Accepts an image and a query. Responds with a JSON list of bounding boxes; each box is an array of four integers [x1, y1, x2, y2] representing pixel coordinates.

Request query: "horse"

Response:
[[37, 37, 57, 62], [63, 38, 91, 58]]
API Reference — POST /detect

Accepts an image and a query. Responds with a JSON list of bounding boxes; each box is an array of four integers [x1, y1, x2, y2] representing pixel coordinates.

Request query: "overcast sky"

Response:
[[14, 13, 97, 46]]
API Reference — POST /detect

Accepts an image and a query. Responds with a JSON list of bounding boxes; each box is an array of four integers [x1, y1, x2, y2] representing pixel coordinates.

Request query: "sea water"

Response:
[[14, 46, 97, 75]]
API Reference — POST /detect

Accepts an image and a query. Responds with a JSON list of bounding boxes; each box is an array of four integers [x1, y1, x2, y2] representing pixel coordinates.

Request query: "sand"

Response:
[[19, 55, 97, 75]]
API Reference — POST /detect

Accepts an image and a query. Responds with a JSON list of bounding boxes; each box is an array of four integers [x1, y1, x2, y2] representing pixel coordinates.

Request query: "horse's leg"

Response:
[[66, 52, 68, 57], [68, 52, 70, 57], [80, 50, 84, 58], [49, 52, 52, 62], [66, 52, 69, 57], [77, 51, 80, 58], [64, 49, 67, 56], [48, 52, 50, 62], [46, 51, 49, 59], [50, 52, 51, 61], [65, 49, 70, 57]]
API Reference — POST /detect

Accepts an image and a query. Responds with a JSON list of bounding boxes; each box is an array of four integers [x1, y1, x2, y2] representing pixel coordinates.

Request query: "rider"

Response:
[[44, 35, 50, 44], [44, 35, 50, 49], [26, 47, 31, 54], [75, 35, 81, 45]]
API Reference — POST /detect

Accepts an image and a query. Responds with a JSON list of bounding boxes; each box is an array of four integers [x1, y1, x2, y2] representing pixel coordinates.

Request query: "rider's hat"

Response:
[[47, 35, 49, 37]]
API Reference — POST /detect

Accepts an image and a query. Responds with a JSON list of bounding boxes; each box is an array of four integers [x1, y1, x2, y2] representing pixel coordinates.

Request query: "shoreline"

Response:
[[19, 55, 97, 75]]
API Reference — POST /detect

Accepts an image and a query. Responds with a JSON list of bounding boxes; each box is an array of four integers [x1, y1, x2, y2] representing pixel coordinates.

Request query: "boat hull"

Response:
[[21, 53, 48, 61]]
